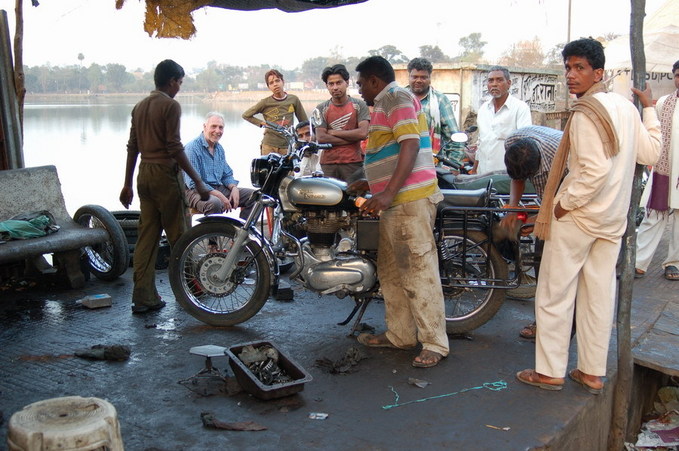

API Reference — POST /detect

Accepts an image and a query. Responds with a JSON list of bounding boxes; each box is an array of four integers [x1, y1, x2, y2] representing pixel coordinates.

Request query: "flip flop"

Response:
[[568, 369, 603, 395], [634, 268, 645, 279], [356, 333, 401, 349], [516, 369, 564, 391], [412, 350, 444, 368], [664, 265, 679, 281]]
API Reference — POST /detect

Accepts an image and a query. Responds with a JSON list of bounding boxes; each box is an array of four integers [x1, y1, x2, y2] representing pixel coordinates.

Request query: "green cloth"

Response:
[[0, 215, 54, 240]]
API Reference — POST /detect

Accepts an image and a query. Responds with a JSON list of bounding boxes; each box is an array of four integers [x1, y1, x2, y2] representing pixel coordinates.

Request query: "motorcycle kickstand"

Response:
[[337, 298, 373, 337]]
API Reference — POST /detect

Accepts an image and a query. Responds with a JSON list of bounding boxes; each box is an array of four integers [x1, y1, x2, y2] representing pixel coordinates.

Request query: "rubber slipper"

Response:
[[568, 369, 603, 395], [634, 268, 645, 279], [664, 265, 679, 281], [516, 369, 564, 391], [412, 350, 444, 368], [357, 333, 401, 349]]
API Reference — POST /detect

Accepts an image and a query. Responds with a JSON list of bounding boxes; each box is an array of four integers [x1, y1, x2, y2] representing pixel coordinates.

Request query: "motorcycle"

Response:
[[168, 123, 534, 334]]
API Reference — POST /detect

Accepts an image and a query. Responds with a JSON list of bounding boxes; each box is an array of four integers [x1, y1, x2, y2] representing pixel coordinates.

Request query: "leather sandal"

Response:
[[568, 369, 603, 395], [357, 333, 415, 350], [412, 350, 444, 368], [519, 322, 537, 339], [516, 369, 564, 391]]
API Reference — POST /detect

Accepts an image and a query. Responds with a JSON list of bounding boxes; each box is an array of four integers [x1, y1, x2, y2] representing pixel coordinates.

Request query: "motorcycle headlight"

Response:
[[250, 153, 281, 188]]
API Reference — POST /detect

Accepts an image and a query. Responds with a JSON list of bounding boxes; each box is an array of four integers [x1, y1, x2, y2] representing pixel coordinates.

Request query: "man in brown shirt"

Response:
[[119, 59, 209, 314]]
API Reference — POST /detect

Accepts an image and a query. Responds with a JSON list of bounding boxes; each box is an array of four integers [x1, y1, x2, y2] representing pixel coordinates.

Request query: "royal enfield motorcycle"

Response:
[[169, 123, 531, 334]]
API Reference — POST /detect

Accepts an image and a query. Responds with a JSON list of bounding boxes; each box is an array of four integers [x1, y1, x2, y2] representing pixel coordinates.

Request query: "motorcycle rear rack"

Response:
[[437, 204, 542, 290]]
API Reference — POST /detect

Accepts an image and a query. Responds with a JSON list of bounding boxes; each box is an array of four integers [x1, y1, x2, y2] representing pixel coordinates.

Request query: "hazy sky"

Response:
[[2, 0, 668, 73]]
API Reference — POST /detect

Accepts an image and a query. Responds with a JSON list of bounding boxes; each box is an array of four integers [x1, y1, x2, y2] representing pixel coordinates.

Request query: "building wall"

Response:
[[394, 64, 561, 129]]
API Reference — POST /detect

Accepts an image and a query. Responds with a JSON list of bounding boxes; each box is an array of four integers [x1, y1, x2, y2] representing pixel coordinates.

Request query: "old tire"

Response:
[[74, 204, 129, 281]]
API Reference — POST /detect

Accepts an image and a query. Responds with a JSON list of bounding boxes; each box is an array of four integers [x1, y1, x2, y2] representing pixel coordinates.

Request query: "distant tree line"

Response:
[[24, 33, 610, 94]]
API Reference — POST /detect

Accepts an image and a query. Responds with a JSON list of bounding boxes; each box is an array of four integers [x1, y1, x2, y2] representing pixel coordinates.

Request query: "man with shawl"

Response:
[[635, 60, 679, 281], [516, 38, 661, 394]]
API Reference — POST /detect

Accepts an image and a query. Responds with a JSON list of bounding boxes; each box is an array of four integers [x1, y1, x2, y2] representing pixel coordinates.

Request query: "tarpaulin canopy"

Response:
[[605, 25, 679, 73], [603, 0, 678, 73], [116, 0, 368, 39]]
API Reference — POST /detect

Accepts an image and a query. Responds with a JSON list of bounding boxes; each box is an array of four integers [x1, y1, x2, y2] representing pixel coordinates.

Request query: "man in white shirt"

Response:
[[474, 66, 532, 175]]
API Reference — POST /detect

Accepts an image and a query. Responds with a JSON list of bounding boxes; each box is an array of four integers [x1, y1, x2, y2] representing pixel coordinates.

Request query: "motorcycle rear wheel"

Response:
[[169, 222, 271, 326], [440, 230, 507, 334]]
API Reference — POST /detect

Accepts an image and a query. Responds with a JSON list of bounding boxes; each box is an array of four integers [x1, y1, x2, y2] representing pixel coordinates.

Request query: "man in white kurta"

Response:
[[517, 38, 661, 394], [636, 61, 679, 281], [475, 66, 532, 175]]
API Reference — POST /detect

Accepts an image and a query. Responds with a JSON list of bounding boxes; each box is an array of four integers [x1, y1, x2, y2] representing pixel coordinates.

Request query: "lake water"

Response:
[[23, 96, 317, 215]]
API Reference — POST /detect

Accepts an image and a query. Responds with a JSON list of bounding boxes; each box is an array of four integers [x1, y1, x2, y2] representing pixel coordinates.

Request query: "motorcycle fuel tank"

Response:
[[286, 177, 347, 207]]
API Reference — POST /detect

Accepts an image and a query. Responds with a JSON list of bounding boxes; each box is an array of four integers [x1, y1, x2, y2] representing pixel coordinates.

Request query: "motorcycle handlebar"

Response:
[[437, 155, 462, 169]]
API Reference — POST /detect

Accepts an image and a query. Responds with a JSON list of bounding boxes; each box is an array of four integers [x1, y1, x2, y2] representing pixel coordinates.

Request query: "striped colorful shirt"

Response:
[[364, 82, 439, 206], [505, 125, 563, 200]]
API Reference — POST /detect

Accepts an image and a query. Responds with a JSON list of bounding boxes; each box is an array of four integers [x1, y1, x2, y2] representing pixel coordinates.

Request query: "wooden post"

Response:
[[13, 0, 25, 130], [0, 9, 24, 170], [608, 0, 646, 448]]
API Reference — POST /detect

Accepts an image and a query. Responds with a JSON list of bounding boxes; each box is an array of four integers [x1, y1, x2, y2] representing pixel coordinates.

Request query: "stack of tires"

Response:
[[111, 211, 170, 270]]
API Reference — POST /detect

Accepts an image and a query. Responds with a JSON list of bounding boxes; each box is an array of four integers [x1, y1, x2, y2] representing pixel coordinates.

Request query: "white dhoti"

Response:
[[636, 209, 679, 271]]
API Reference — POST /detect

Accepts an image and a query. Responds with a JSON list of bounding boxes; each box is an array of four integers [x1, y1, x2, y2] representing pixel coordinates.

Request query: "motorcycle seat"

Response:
[[438, 188, 489, 209]]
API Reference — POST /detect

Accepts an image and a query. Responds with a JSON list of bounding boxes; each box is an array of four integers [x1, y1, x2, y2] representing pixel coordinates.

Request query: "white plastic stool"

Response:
[[7, 396, 124, 451]]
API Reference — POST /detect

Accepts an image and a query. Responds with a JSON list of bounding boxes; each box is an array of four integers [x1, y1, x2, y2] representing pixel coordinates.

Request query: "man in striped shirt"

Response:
[[500, 125, 563, 339], [502, 125, 563, 224], [350, 56, 449, 368]]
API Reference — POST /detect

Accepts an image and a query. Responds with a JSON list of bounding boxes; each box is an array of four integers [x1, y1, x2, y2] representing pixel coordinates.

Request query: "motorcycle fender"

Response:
[[195, 215, 280, 284]]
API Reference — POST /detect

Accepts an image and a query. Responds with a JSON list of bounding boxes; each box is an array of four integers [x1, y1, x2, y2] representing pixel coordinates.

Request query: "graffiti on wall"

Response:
[[473, 71, 558, 113], [521, 74, 559, 112]]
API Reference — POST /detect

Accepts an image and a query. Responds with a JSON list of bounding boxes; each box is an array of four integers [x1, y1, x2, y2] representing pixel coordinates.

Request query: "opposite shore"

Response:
[[25, 90, 335, 104]]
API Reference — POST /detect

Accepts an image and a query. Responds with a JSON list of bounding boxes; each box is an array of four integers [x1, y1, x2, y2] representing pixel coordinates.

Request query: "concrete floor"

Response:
[[0, 241, 674, 450]]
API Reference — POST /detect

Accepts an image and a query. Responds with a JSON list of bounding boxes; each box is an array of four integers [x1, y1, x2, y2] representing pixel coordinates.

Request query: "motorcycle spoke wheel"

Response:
[[74, 205, 129, 281], [170, 223, 270, 326], [439, 230, 507, 334]]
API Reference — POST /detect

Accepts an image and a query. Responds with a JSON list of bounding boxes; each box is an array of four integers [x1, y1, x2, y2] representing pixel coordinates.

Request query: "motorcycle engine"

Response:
[[280, 176, 377, 297], [297, 240, 377, 297], [283, 176, 356, 247]]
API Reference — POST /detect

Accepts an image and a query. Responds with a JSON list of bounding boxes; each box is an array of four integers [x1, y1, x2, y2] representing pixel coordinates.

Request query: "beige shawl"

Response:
[[534, 82, 619, 239]]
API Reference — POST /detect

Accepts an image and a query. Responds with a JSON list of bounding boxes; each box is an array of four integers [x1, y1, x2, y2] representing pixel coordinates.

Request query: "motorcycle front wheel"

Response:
[[169, 222, 271, 326], [439, 230, 507, 334]]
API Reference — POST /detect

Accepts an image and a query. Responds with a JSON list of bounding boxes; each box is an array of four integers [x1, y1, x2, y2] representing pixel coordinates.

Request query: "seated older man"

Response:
[[184, 112, 256, 219]]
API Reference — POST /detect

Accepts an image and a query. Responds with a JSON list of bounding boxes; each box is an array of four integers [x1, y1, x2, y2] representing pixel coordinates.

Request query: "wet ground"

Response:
[[0, 230, 676, 450]]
